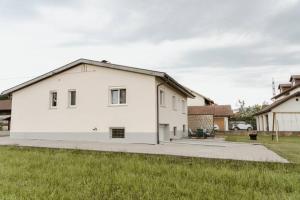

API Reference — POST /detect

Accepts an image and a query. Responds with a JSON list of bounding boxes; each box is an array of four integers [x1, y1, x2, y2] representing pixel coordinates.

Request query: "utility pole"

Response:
[[272, 78, 276, 97]]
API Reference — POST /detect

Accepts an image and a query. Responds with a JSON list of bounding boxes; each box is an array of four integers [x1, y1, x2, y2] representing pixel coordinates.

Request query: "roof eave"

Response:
[[1, 59, 193, 99], [256, 91, 300, 116], [162, 74, 195, 98], [1, 59, 84, 95]]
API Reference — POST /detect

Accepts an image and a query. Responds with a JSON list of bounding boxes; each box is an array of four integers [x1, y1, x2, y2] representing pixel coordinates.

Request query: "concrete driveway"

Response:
[[0, 137, 288, 163]]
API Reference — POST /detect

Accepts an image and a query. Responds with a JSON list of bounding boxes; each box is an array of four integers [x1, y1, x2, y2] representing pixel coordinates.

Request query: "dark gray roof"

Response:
[[278, 83, 291, 90], [290, 75, 300, 82], [272, 84, 300, 100], [1, 59, 194, 98]]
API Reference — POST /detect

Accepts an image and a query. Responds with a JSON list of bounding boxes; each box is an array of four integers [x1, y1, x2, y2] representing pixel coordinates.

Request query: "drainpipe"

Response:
[[156, 80, 167, 144]]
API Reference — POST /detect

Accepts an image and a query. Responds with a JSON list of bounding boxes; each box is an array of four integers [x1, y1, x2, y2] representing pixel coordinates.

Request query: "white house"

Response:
[[186, 89, 214, 106], [255, 75, 300, 132], [1, 59, 194, 144], [185, 89, 232, 131]]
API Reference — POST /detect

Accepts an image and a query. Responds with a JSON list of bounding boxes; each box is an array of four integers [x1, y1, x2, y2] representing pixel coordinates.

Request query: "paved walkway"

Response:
[[0, 137, 288, 163]]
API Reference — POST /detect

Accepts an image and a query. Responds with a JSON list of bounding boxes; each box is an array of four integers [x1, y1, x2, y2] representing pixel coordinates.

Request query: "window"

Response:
[[183, 125, 186, 133], [68, 90, 76, 107], [172, 96, 176, 110], [111, 88, 126, 105], [181, 100, 186, 113], [159, 90, 165, 106], [111, 128, 125, 138], [173, 127, 177, 136], [50, 91, 57, 108]]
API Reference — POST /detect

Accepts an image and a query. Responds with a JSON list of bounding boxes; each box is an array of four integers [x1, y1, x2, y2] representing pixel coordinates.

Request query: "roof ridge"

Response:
[[1, 59, 194, 98]]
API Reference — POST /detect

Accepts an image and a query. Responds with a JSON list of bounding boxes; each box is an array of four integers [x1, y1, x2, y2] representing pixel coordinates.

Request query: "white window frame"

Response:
[[49, 90, 58, 109], [109, 87, 127, 106], [68, 89, 77, 108], [181, 99, 186, 114], [172, 96, 177, 110], [159, 89, 165, 107], [110, 127, 125, 139]]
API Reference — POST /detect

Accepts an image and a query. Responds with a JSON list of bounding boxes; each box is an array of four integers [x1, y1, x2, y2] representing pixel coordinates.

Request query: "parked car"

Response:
[[213, 124, 219, 131], [231, 121, 253, 131]]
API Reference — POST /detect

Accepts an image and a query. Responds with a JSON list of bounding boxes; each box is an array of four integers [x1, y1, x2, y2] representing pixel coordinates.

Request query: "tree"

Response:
[[0, 94, 9, 100]]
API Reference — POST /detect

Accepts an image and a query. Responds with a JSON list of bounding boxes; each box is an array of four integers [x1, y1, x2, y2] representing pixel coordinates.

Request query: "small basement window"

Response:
[[50, 91, 57, 108], [173, 127, 177, 136], [111, 128, 125, 138]]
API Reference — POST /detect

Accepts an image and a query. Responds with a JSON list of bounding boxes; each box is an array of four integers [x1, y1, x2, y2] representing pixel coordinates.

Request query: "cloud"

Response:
[[1, 0, 300, 106], [14, 0, 288, 45]]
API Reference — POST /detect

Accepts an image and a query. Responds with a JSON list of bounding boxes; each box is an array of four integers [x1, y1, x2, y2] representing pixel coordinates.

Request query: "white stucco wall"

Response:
[[273, 97, 300, 113], [272, 96, 300, 131], [157, 78, 188, 140], [11, 64, 158, 143], [187, 93, 205, 106]]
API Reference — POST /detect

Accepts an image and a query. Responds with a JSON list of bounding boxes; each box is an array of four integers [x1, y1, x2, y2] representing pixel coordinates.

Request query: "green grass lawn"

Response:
[[0, 146, 300, 199], [225, 135, 300, 164]]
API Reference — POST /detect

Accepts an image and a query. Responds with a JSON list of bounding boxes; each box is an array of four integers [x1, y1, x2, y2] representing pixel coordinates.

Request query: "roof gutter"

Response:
[[156, 79, 168, 144], [156, 83, 163, 144]]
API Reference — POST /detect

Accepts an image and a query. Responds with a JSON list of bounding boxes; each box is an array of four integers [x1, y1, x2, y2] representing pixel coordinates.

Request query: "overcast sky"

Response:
[[1, 0, 300, 108]]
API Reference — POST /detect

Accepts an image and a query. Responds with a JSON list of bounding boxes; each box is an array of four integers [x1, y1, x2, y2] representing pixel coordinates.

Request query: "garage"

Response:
[[188, 105, 233, 132], [255, 91, 300, 132]]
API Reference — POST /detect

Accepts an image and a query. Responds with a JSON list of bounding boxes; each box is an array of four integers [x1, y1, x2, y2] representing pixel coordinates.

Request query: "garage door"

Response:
[[276, 113, 300, 131]]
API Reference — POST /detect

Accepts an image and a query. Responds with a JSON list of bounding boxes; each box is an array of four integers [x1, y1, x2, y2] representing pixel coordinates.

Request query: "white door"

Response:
[[159, 124, 170, 142]]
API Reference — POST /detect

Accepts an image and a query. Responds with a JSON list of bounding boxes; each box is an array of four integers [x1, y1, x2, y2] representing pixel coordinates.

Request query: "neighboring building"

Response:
[[1, 59, 194, 144], [186, 89, 214, 106], [188, 105, 233, 131], [0, 100, 12, 130], [255, 75, 300, 132]]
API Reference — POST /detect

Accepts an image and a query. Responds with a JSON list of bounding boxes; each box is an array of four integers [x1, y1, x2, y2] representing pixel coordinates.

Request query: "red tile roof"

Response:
[[188, 105, 233, 117], [0, 100, 11, 111]]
